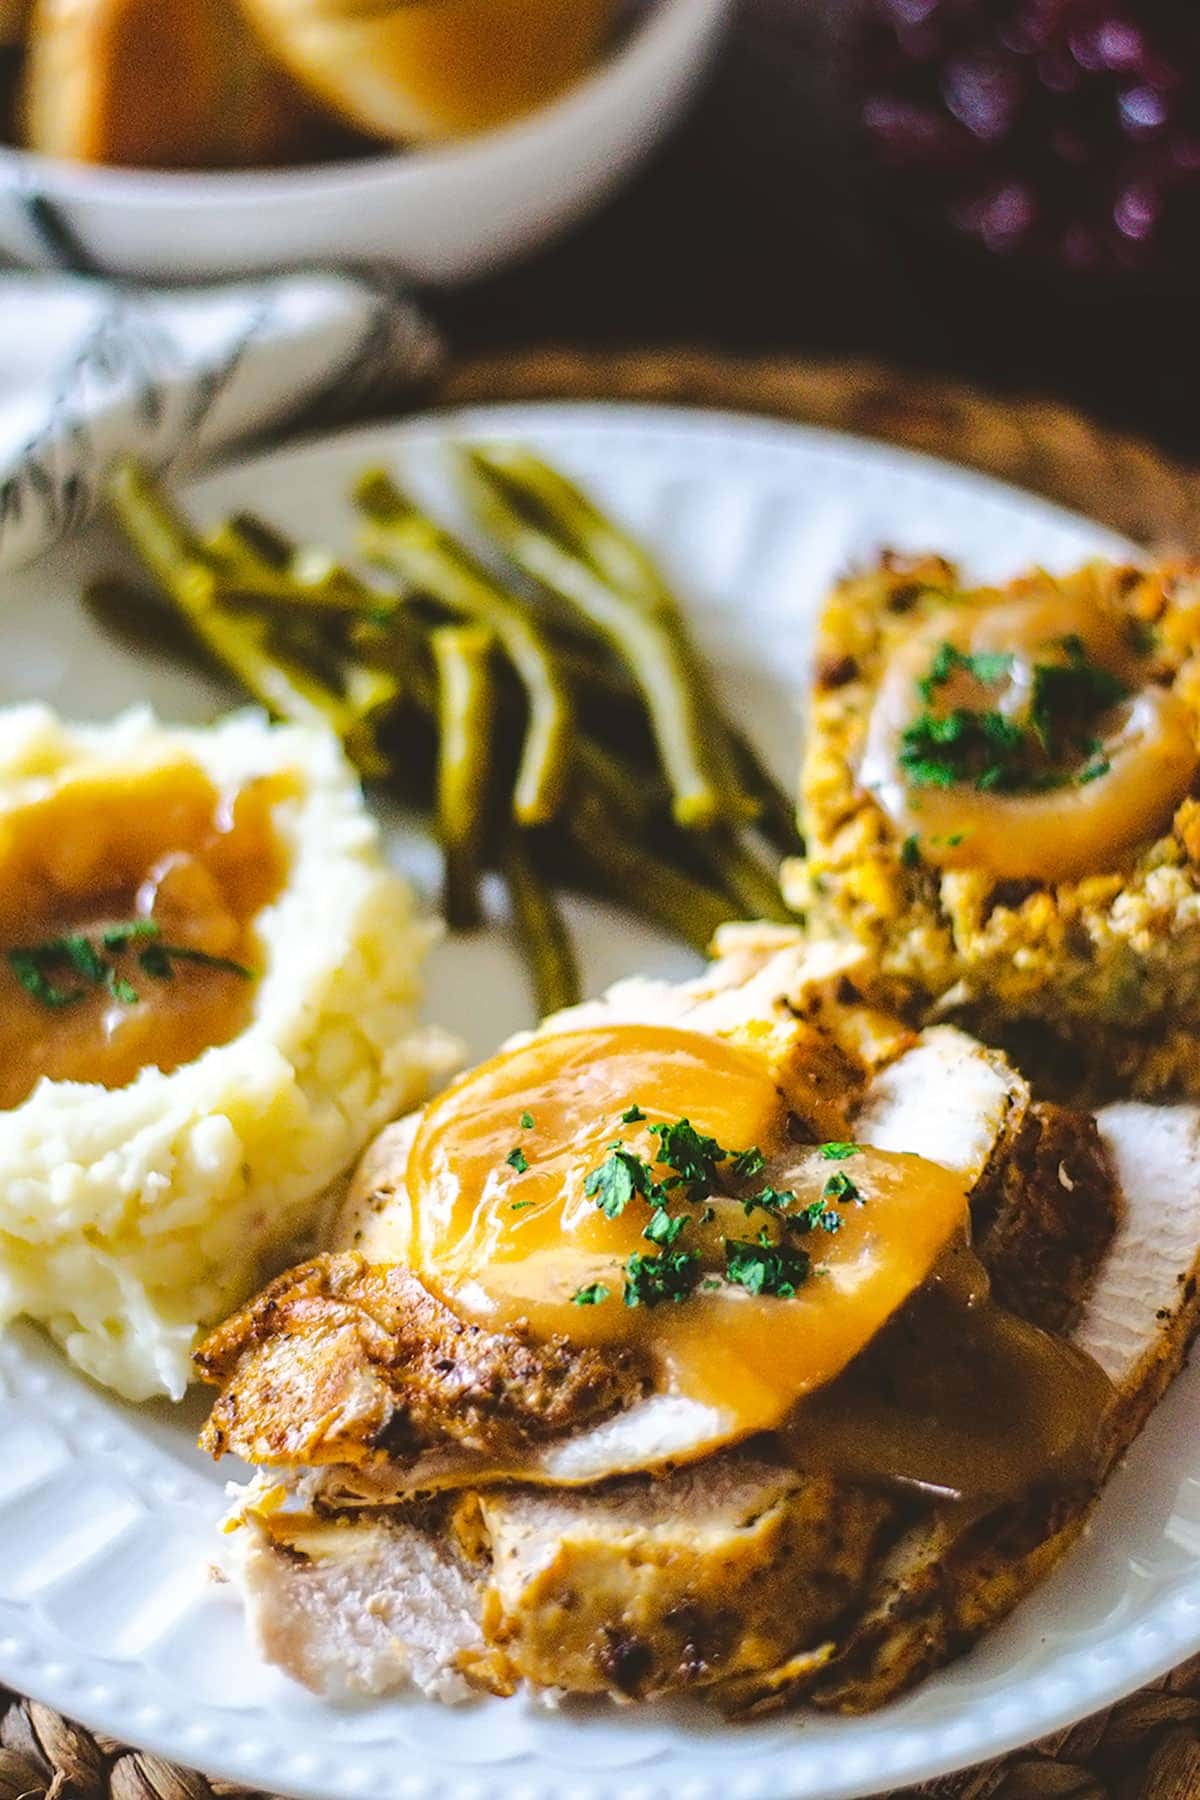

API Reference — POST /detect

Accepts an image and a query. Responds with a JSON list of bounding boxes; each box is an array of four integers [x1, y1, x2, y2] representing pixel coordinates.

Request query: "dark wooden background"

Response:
[[441, 0, 1196, 459]]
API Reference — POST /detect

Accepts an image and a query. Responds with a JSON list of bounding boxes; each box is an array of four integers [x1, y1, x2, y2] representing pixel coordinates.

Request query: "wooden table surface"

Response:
[[440, 0, 1197, 462]]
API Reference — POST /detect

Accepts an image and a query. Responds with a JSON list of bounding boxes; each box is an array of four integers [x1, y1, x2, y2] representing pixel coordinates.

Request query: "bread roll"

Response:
[[236, 0, 620, 144], [22, 0, 315, 167], [0, 0, 30, 44]]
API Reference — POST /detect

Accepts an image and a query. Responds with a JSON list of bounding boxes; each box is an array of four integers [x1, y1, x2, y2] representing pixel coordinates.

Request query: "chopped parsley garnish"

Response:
[[578, 1111, 849, 1308], [571, 1283, 610, 1306], [761, 1194, 843, 1236], [730, 1145, 766, 1181], [620, 1103, 646, 1123], [647, 1118, 727, 1200], [510, 1199, 535, 1212], [7, 949, 83, 1008], [624, 1249, 700, 1308], [903, 637, 1130, 797], [1029, 650, 1127, 757], [746, 1182, 802, 1216], [5, 919, 254, 1010], [584, 1146, 660, 1217], [506, 1147, 529, 1174], [100, 919, 161, 949], [918, 641, 1014, 702], [1078, 756, 1111, 784], [823, 1169, 862, 1205], [135, 941, 253, 981], [643, 1208, 689, 1247], [900, 833, 921, 869], [724, 1237, 812, 1298], [900, 706, 1030, 792], [519, 1110, 535, 1130]]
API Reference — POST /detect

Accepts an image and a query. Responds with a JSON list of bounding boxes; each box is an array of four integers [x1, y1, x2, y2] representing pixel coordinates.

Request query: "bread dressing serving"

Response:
[[786, 557, 1200, 1096], [860, 589, 1197, 883]]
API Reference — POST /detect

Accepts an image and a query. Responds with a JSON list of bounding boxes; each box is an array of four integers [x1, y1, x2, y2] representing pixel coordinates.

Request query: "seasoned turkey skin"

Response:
[[196, 1254, 649, 1469], [783, 556, 1200, 1098], [201, 931, 1154, 1717]]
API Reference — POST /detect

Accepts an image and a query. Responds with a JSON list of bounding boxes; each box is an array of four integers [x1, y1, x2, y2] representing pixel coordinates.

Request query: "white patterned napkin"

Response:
[[0, 267, 443, 573]]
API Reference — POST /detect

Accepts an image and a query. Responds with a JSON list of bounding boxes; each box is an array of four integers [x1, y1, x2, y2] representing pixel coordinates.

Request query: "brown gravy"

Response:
[[0, 760, 291, 1110], [783, 1242, 1113, 1507]]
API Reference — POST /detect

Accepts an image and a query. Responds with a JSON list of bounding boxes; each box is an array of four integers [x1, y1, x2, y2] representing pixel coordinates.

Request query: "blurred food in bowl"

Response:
[[0, 0, 28, 43], [23, 0, 320, 168], [240, 0, 621, 146], [0, 0, 728, 280], [10, 0, 624, 171]]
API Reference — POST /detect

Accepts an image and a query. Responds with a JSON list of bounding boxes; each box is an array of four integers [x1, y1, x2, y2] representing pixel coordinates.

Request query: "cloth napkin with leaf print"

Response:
[[0, 266, 442, 574]]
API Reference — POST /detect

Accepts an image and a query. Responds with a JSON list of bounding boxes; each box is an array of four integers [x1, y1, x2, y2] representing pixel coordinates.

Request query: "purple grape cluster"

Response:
[[857, 0, 1200, 278]]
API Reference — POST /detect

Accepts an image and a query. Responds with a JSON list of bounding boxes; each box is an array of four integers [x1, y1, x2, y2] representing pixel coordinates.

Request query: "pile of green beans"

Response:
[[98, 449, 802, 1017]]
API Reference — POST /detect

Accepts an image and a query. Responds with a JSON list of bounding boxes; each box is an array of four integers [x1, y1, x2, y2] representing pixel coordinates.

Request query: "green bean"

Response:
[[204, 517, 390, 621], [466, 443, 672, 616], [728, 729, 805, 858], [106, 459, 398, 778], [463, 450, 765, 818], [563, 788, 733, 954], [431, 625, 497, 931], [575, 738, 665, 831], [690, 832, 794, 926], [462, 452, 747, 830], [502, 835, 581, 1017], [203, 514, 437, 719], [354, 468, 572, 828], [83, 575, 209, 669]]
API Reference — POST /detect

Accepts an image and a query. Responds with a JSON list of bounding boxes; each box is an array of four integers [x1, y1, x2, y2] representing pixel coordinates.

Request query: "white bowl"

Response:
[[0, 0, 731, 283]]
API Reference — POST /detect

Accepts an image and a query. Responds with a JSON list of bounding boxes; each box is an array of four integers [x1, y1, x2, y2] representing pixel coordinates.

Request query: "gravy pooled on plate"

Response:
[[0, 759, 290, 1109]]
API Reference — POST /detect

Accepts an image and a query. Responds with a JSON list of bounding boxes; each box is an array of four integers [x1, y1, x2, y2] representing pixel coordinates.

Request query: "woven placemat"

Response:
[[6, 348, 1200, 1800]]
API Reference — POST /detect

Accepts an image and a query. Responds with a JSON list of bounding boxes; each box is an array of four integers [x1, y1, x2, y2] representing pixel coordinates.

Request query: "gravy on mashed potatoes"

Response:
[[0, 704, 455, 1402], [0, 760, 290, 1110]]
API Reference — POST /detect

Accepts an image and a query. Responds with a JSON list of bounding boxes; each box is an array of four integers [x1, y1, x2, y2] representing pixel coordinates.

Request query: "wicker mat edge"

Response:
[[440, 346, 1200, 555], [6, 348, 1200, 1800]]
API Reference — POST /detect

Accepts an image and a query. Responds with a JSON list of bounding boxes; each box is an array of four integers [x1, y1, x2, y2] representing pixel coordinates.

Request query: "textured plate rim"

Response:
[[0, 398, 1195, 1800]]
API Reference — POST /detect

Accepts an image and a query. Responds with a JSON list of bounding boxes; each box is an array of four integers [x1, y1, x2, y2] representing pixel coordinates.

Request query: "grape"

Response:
[[856, 0, 1200, 278]]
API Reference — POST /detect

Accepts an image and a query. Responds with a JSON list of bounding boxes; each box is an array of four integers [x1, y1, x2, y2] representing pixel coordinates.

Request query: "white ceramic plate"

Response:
[[1, 403, 1198, 1800]]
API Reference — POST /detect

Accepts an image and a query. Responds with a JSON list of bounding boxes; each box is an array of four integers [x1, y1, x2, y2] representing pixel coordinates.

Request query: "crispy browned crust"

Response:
[[195, 1254, 650, 1469], [980, 1103, 1121, 1334]]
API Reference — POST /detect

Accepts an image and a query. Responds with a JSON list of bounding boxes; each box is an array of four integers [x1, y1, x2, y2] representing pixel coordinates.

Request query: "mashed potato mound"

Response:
[[0, 704, 456, 1401]]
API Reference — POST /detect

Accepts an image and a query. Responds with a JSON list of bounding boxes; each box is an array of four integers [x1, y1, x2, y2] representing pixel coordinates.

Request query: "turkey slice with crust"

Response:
[[199, 936, 1029, 1495], [215, 1094, 1194, 1713]]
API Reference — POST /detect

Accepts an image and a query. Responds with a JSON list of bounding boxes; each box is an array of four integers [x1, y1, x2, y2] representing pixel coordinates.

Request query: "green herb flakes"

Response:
[[5, 918, 255, 1011], [724, 1237, 811, 1298], [571, 1283, 610, 1306], [623, 1249, 700, 1308], [643, 1208, 689, 1247], [823, 1169, 861, 1205], [584, 1147, 657, 1218]]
